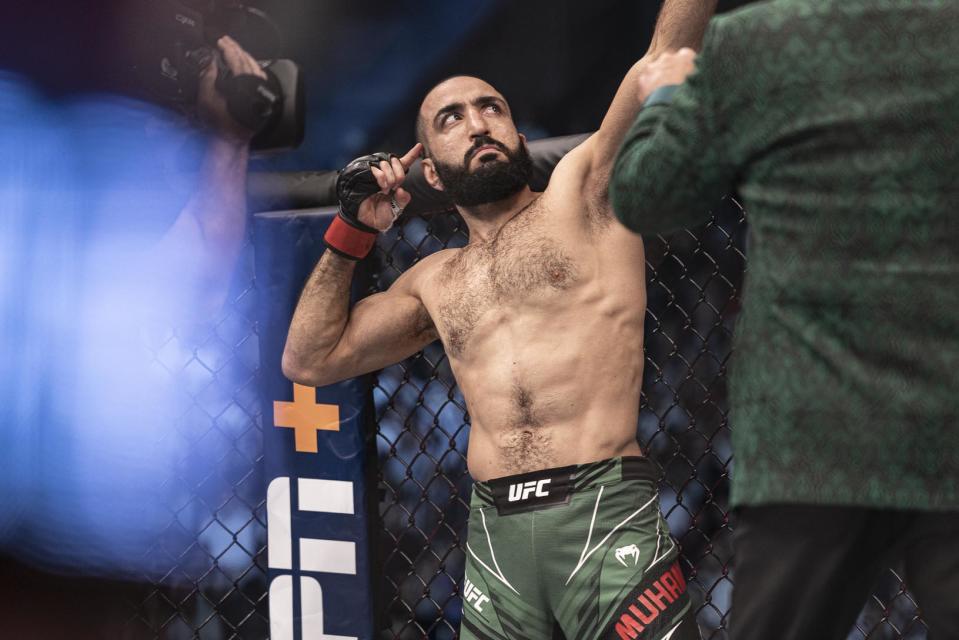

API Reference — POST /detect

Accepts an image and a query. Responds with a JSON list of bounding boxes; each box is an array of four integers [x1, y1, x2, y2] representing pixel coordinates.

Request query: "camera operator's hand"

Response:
[[156, 35, 264, 326], [198, 36, 267, 144]]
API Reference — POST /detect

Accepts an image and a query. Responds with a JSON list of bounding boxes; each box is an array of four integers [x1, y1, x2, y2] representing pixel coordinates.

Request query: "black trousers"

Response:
[[729, 505, 959, 640]]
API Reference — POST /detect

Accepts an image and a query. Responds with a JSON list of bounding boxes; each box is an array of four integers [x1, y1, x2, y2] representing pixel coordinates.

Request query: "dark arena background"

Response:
[[0, 1, 931, 639]]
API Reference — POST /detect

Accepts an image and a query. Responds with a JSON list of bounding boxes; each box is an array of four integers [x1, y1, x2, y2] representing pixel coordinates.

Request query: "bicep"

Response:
[[589, 59, 649, 177], [332, 285, 438, 377]]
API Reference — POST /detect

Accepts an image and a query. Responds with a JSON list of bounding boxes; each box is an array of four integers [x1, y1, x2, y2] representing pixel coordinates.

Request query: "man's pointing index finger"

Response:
[[399, 143, 424, 170]]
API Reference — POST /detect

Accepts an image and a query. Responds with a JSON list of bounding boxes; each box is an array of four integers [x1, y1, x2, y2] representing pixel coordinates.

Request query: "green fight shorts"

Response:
[[460, 457, 699, 640]]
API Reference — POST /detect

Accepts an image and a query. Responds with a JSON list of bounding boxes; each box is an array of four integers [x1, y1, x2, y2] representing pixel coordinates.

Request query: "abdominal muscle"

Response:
[[448, 295, 646, 482]]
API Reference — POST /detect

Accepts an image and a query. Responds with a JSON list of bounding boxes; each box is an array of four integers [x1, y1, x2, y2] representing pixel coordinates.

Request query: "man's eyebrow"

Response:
[[433, 96, 507, 127], [433, 101, 465, 127], [473, 95, 504, 107]]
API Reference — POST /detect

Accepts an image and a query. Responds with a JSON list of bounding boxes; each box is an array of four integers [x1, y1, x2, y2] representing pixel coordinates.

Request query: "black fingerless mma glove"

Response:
[[324, 152, 395, 259]]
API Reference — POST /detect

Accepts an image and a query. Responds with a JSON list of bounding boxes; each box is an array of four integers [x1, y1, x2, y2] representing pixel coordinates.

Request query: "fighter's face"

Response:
[[419, 76, 532, 206]]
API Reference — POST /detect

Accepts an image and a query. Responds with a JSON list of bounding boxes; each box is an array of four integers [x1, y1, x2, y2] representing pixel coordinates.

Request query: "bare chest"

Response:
[[429, 206, 581, 357]]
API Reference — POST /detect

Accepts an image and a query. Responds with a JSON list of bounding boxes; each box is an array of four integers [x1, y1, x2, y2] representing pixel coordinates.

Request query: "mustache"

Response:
[[465, 136, 510, 163]]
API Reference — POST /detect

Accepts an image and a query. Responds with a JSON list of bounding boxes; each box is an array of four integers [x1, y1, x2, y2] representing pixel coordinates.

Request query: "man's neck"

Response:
[[458, 186, 538, 244]]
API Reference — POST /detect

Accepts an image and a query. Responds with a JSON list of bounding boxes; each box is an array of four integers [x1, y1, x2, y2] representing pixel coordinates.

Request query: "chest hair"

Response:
[[435, 202, 579, 358]]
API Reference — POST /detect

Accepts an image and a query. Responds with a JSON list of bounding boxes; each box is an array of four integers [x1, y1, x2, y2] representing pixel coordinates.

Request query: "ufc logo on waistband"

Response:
[[508, 478, 551, 502]]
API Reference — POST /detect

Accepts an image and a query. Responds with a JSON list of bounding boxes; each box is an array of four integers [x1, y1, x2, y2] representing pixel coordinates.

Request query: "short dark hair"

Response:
[[415, 111, 429, 155]]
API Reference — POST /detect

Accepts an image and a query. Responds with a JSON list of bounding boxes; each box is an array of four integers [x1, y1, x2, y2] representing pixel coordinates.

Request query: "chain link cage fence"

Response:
[[127, 234, 270, 640], [124, 198, 929, 639], [365, 196, 930, 640]]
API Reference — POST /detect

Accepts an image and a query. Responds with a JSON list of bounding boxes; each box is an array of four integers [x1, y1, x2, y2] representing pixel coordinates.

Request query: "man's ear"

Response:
[[519, 132, 527, 146], [422, 158, 445, 192]]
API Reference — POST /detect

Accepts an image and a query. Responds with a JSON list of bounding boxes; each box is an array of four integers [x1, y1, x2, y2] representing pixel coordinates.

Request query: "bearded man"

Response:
[[282, 2, 717, 637]]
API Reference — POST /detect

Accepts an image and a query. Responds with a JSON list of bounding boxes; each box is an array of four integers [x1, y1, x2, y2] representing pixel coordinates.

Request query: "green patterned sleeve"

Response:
[[611, 20, 739, 235]]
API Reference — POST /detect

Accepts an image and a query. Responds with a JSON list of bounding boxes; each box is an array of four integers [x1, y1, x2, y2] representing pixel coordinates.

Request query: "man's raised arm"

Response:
[[585, 0, 718, 180], [610, 19, 745, 236], [282, 144, 438, 387]]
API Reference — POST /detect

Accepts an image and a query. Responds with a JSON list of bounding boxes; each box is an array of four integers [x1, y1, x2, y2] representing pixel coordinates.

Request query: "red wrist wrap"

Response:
[[324, 215, 377, 260]]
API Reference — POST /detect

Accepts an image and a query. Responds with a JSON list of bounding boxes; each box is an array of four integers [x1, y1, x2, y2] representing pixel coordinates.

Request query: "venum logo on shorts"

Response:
[[462, 576, 490, 612], [615, 544, 641, 567], [606, 561, 688, 640], [507, 478, 551, 502]]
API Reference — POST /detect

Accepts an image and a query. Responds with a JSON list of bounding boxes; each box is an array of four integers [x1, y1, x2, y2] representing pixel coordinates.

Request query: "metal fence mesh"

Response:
[[128, 236, 270, 640], [125, 197, 929, 639], [366, 197, 929, 640]]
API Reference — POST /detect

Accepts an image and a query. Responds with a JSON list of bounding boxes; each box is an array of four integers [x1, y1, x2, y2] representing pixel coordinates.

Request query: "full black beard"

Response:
[[432, 138, 534, 207]]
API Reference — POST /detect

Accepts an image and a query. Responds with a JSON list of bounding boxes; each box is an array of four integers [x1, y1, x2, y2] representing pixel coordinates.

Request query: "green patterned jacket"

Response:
[[611, 0, 959, 510]]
